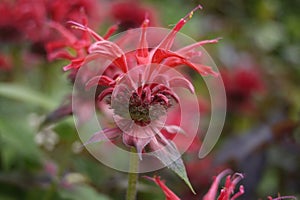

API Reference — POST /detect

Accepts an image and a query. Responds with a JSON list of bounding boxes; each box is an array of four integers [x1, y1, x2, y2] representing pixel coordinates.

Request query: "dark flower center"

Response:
[[111, 82, 175, 128], [129, 92, 151, 126]]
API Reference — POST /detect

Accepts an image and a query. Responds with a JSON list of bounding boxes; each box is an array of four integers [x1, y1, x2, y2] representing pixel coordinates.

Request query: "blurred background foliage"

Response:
[[0, 0, 299, 199]]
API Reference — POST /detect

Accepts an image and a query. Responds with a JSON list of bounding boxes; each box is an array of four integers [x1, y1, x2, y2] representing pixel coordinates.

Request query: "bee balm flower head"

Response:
[[69, 5, 220, 159]]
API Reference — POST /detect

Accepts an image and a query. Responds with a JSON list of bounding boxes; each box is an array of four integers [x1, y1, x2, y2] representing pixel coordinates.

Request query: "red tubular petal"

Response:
[[154, 93, 169, 105], [86, 76, 115, 90], [143, 86, 152, 104], [152, 5, 202, 54], [86, 76, 103, 89], [47, 50, 75, 61], [152, 84, 171, 94], [122, 133, 135, 147], [162, 90, 180, 103], [48, 21, 77, 44], [217, 189, 227, 200], [203, 169, 232, 200], [46, 41, 68, 52], [182, 60, 219, 77], [177, 38, 221, 55], [145, 176, 181, 200], [63, 53, 107, 71], [163, 125, 186, 135], [113, 56, 128, 73], [97, 88, 114, 102], [136, 19, 150, 65], [103, 24, 119, 40], [63, 57, 85, 71], [84, 127, 121, 146], [152, 74, 169, 86], [231, 185, 245, 200], [154, 18, 186, 53], [169, 76, 195, 94], [152, 49, 184, 64], [88, 41, 128, 72]]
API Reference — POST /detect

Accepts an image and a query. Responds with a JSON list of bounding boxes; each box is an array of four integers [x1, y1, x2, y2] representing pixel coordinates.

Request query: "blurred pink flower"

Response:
[[0, 0, 102, 57], [0, 0, 22, 42], [110, 0, 159, 30], [44, 161, 58, 177], [0, 54, 12, 71], [221, 68, 264, 112], [0, 0, 46, 42], [46, 0, 102, 28]]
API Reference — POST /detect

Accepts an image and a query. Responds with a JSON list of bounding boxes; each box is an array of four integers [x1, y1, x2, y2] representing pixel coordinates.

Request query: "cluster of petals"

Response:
[[58, 5, 221, 157], [203, 169, 244, 200], [147, 170, 296, 200]]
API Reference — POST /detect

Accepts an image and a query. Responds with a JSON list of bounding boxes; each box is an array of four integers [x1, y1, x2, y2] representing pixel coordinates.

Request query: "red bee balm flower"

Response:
[[203, 169, 244, 200], [146, 170, 244, 200], [146, 170, 245, 200], [56, 6, 219, 191], [221, 68, 264, 112], [71, 5, 220, 158], [148, 170, 296, 200]]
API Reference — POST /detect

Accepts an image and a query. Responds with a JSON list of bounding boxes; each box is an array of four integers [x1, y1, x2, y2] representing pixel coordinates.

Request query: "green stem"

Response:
[[126, 147, 139, 200]]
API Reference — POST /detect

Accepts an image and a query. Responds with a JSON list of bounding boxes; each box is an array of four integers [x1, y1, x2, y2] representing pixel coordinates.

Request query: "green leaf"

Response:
[[58, 184, 111, 200], [1, 147, 16, 171], [0, 195, 15, 200], [150, 141, 195, 194], [0, 118, 41, 168], [0, 83, 56, 110]]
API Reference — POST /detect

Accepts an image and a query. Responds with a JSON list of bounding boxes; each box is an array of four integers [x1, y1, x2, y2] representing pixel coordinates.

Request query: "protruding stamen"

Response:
[[67, 21, 104, 41], [183, 4, 203, 21]]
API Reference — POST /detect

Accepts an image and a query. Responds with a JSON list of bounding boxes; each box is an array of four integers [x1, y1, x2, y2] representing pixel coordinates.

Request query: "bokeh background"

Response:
[[0, 0, 299, 199]]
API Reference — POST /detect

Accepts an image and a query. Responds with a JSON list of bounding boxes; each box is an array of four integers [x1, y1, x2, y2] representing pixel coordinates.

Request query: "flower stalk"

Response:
[[126, 147, 139, 200]]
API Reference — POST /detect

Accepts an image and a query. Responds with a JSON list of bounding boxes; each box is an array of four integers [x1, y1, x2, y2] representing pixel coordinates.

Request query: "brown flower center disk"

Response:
[[129, 92, 151, 126], [128, 88, 171, 127]]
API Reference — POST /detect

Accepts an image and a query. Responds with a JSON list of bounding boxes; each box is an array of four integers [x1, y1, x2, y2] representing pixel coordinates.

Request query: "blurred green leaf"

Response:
[[58, 184, 111, 200], [0, 195, 15, 200], [0, 83, 56, 110], [0, 118, 41, 169], [1, 147, 16, 171]]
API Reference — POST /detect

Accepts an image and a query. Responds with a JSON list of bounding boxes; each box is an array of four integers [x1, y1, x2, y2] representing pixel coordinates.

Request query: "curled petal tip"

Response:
[[66, 21, 83, 29], [142, 18, 150, 27], [212, 72, 220, 77], [197, 4, 203, 10], [63, 65, 72, 71]]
